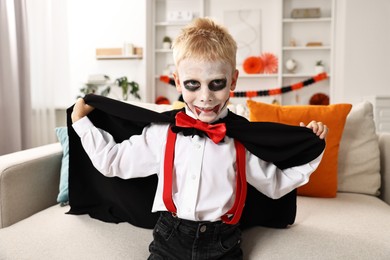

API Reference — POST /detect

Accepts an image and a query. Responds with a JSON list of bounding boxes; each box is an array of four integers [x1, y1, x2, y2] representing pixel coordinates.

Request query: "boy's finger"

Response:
[[319, 126, 328, 139], [310, 121, 319, 133]]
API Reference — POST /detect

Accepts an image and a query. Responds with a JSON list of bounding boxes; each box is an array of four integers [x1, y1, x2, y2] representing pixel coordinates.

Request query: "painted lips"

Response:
[[194, 104, 221, 115]]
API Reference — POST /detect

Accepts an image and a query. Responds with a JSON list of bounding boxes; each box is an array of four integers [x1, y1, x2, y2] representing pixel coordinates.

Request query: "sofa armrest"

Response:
[[0, 143, 62, 228], [379, 133, 390, 205]]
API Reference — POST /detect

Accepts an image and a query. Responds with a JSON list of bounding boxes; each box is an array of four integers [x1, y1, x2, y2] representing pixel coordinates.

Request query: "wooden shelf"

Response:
[[283, 17, 332, 23], [282, 73, 331, 78], [283, 46, 331, 51]]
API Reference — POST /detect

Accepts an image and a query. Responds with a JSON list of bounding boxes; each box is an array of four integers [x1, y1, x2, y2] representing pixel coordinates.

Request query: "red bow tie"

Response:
[[175, 111, 227, 144]]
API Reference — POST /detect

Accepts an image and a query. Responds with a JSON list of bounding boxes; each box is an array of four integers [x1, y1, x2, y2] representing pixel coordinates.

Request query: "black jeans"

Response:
[[148, 212, 243, 260]]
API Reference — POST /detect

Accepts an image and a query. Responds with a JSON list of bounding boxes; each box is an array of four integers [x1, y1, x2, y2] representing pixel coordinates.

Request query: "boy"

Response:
[[72, 18, 327, 259]]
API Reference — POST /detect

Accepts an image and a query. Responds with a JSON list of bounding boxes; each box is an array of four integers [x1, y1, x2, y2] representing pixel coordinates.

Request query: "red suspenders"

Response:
[[163, 127, 247, 225], [162, 128, 178, 214]]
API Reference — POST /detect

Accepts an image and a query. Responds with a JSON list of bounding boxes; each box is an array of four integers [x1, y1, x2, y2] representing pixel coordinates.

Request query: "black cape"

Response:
[[67, 94, 325, 230]]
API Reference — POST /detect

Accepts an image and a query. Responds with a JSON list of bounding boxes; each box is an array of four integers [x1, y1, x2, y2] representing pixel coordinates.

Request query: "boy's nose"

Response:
[[200, 86, 213, 102]]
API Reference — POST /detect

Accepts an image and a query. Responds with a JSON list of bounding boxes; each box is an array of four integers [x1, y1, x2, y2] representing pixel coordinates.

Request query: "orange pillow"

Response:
[[247, 100, 352, 198]]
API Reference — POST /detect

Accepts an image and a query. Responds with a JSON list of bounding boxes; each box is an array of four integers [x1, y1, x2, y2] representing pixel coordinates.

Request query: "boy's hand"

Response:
[[71, 98, 95, 123], [300, 121, 328, 139]]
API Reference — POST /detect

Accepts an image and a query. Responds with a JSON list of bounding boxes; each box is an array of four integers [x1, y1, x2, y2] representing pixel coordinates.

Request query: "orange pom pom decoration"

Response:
[[260, 52, 278, 74], [309, 93, 330, 105], [243, 56, 264, 74], [155, 96, 171, 105]]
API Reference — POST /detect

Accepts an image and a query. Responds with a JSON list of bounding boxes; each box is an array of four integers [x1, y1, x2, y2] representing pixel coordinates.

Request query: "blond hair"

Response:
[[172, 17, 237, 72]]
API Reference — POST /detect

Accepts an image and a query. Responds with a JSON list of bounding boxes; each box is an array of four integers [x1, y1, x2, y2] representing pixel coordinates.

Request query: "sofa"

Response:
[[0, 100, 390, 259]]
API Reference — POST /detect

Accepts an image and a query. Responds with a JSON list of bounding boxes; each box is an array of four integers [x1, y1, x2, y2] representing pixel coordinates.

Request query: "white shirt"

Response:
[[72, 109, 323, 222]]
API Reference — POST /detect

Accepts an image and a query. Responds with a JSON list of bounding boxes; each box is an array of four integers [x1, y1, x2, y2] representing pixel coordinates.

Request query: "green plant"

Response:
[[78, 75, 111, 98], [163, 36, 172, 43], [115, 76, 141, 100], [77, 75, 140, 101]]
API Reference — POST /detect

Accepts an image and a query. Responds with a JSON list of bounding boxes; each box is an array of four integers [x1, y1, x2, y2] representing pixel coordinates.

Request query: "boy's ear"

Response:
[[230, 69, 239, 91], [173, 72, 182, 92]]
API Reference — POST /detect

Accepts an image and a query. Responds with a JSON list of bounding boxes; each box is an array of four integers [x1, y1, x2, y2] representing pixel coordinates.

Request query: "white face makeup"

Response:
[[173, 59, 239, 123]]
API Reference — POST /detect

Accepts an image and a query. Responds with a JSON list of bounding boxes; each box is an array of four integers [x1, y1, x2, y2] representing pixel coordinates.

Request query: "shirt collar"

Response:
[[184, 106, 228, 123]]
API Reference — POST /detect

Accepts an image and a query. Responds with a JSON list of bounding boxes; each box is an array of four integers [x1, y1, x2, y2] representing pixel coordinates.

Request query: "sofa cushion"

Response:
[[242, 193, 390, 259], [1, 194, 389, 259], [246, 100, 352, 198], [0, 205, 152, 259], [337, 101, 381, 195], [55, 127, 69, 204]]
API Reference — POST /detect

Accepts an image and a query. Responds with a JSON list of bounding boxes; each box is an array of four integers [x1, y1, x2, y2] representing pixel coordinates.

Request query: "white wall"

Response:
[[51, 1, 71, 109], [57, 0, 390, 107], [333, 0, 390, 103], [58, 0, 146, 108]]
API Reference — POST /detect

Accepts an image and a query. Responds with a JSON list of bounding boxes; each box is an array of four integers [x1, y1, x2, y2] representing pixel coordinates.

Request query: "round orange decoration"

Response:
[[155, 96, 171, 105], [309, 93, 330, 105], [260, 52, 278, 74], [243, 56, 264, 74]]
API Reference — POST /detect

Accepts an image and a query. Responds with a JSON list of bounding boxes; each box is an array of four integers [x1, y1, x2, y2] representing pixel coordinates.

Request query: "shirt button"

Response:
[[193, 143, 201, 149], [191, 174, 196, 180], [200, 225, 207, 233]]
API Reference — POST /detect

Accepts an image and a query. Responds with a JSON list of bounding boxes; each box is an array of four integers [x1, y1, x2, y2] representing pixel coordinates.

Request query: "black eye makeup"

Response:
[[183, 78, 228, 92], [183, 80, 201, 91], [208, 79, 227, 91]]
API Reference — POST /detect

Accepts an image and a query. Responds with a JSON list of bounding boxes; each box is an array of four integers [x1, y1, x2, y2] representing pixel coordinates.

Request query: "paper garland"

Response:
[[230, 73, 328, 98], [159, 72, 328, 98]]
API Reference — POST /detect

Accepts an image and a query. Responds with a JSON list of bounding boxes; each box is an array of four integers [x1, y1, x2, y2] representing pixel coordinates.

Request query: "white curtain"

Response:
[[0, 0, 33, 155], [26, 0, 56, 148], [0, 0, 57, 155]]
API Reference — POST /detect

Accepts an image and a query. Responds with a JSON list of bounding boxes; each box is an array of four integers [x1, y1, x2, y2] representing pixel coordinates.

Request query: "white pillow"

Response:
[[337, 101, 381, 195]]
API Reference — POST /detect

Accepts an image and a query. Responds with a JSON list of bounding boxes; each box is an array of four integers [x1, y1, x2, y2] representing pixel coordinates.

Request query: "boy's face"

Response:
[[173, 58, 239, 123]]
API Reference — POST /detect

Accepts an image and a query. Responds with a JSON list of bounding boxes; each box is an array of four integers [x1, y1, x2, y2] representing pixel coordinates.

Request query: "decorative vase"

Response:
[[315, 65, 325, 74], [162, 42, 171, 49], [285, 59, 297, 73]]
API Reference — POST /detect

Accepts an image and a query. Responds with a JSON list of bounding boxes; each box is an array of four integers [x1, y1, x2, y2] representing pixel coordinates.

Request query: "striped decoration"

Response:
[[160, 72, 328, 98]]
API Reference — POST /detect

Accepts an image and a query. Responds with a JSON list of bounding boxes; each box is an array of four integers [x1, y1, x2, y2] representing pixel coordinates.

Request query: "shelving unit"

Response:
[[147, 0, 335, 105], [148, 0, 204, 102], [281, 0, 335, 104]]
